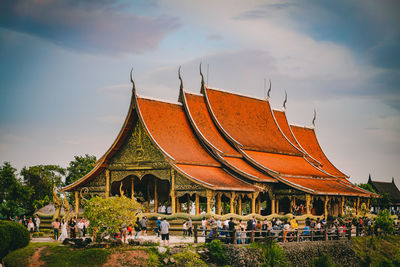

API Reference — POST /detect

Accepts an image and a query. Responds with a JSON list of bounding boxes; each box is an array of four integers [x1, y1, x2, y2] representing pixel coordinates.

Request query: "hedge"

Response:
[[0, 220, 30, 260]]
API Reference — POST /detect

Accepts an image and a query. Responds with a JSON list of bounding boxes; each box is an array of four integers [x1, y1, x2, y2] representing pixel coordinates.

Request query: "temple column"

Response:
[[340, 196, 345, 216], [105, 169, 110, 198], [176, 197, 180, 213], [216, 193, 221, 215], [367, 198, 370, 211], [324, 196, 329, 220], [257, 195, 261, 214], [154, 180, 158, 213], [206, 190, 213, 214], [131, 177, 134, 199], [356, 197, 360, 216], [187, 194, 191, 214], [195, 193, 200, 215], [271, 194, 276, 214], [276, 199, 280, 214], [230, 192, 236, 214], [170, 169, 176, 214], [306, 194, 311, 215], [238, 195, 242, 215], [75, 191, 79, 215], [251, 193, 256, 214]]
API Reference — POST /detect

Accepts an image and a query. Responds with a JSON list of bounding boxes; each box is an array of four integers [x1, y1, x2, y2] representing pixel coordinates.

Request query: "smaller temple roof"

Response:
[[291, 124, 349, 178], [369, 177, 400, 204]]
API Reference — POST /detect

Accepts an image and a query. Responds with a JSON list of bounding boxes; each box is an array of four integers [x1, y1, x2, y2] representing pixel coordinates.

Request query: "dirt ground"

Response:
[[103, 250, 149, 267]]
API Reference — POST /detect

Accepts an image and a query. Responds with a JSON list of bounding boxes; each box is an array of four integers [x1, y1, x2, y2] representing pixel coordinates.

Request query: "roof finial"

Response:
[[200, 62, 205, 94], [130, 68, 136, 94], [178, 66, 184, 103], [178, 66, 183, 91], [267, 79, 272, 99], [312, 109, 316, 128], [282, 91, 287, 110]]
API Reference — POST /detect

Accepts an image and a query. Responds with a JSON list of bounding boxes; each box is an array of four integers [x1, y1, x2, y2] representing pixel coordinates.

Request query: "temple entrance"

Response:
[[259, 192, 271, 215], [278, 197, 290, 214], [110, 174, 170, 213], [312, 198, 324, 215]]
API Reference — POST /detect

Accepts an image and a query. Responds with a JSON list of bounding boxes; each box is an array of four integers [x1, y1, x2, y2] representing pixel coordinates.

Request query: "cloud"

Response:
[[0, 0, 180, 54]]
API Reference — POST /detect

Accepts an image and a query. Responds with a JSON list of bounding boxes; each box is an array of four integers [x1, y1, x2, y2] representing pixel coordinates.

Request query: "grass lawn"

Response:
[[2, 242, 160, 267], [352, 235, 400, 266]]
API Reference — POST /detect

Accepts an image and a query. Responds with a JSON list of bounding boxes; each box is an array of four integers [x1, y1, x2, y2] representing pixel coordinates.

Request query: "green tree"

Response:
[[65, 154, 97, 185], [0, 162, 32, 218], [20, 165, 65, 213], [357, 183, 376, 194], [374, 209, 394, 234], [84, 195, 142, 240]]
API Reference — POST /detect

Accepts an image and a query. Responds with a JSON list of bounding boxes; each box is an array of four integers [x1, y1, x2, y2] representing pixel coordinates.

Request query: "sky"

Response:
[[0, 0, 399, 186]]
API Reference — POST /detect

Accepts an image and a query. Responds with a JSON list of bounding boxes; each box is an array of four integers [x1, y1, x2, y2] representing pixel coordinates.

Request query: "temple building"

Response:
[[368, 175, 400, 214], [61, 69, 375, 219]]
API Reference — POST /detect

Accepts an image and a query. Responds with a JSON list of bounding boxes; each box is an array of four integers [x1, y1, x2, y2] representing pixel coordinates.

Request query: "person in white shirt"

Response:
[[34, 215, 41, 232], [77, 219, 84, 237], [160, 218, 170, 246]]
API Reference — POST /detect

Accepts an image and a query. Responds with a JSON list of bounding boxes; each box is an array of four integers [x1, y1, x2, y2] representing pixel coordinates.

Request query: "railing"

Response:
[[165, 224, 400, 244]]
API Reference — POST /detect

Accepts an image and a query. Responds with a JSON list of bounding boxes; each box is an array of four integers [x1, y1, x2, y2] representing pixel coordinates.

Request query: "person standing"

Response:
[[69, 218, 76, 238], [160, 218, 170, 246], [22, 215, 28, 228], [134, 217, 141, 239], [58, 219, 68, 242], [34, 215, 41, 232], [52, 218, 60, 240], [28, 218, 35, 238], [155, 217, 162, 237], [140, 216, 148, 236], [84, 218, 89, 237], [187, 217, 193, 237], [77, 219, 84, 237]]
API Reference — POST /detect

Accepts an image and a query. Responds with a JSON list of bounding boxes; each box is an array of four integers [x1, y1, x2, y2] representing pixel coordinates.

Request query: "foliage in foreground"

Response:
[[250, 241, 288, 267], [374, 209, 395, 234], [84, 195, 142, 239], [206, 239, 227, 265], [311, 254, 339, 267], [173, 250, 207, 267], [352, 235, 400, 267], [0, 220, 30, 260]]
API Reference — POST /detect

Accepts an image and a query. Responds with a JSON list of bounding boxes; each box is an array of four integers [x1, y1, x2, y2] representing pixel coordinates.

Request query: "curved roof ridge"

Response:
[[206, 86, 267, 102], [290, 124, 349, 178], [272, 109, 321, 165], [62, 91, 137, 192], [136, 94, 183, 106]]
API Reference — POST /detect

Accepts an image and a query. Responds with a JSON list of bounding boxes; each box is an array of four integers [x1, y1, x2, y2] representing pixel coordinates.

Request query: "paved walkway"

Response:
[[31, 235, 206, 244]]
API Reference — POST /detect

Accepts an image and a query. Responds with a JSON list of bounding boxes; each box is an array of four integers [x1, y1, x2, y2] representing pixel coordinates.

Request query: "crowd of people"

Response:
[[10, 215, 41, 238], [52, 217, 89, 242]]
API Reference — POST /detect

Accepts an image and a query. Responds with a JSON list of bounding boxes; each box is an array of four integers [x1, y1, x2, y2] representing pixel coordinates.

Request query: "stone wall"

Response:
[[281, 240, 361, 267]]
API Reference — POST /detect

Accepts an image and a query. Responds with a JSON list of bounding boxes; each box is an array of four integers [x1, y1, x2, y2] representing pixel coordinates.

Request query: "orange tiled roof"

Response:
[[282, 176, 371, 196], [243, 149, 330, 177], [291, 125, 348, 178], [136, 96, 260, 191], [205, 87, 302, 155], [176, 164, 258, 191], [183, 91, 275, 183]]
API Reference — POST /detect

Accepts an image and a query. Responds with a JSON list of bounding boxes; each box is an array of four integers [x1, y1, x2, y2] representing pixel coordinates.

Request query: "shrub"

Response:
[[32, 232, 39, 237], [374, 210, 394, 234], [0, 220, 30, 260], [173, 250, 207, 267], [311, 254, 339, 267], [39, 232, 44, 237], [206, 239, 227, 265], [250, 241, 287, 267]]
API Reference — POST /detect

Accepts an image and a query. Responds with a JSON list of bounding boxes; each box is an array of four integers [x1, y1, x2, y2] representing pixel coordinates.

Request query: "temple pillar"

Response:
[[105, 169, 110, 198], [187, 194, 191, 214], [176, 197, 180, 213], [257, 195, 261, 214], [271, 194, 276, 214], [195, 193, 200, 215], [324, 196, 329, 220], [206, 190, 213, 214], [230, 192, 236, 214], [367, 198, 370, 210], [75, 191, 79, 215], [238, 195, 242, 215], [306, 194, 311, 215], [154, 180, 158, 213], [216, 193, 221, 215], [251, 193, 256, 214], [340, 196, 345, 216], [276, 199, 280, 214], [170, 169, 176, 214], [356, 197, 360, 216], [131, 177, 134, 199]]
